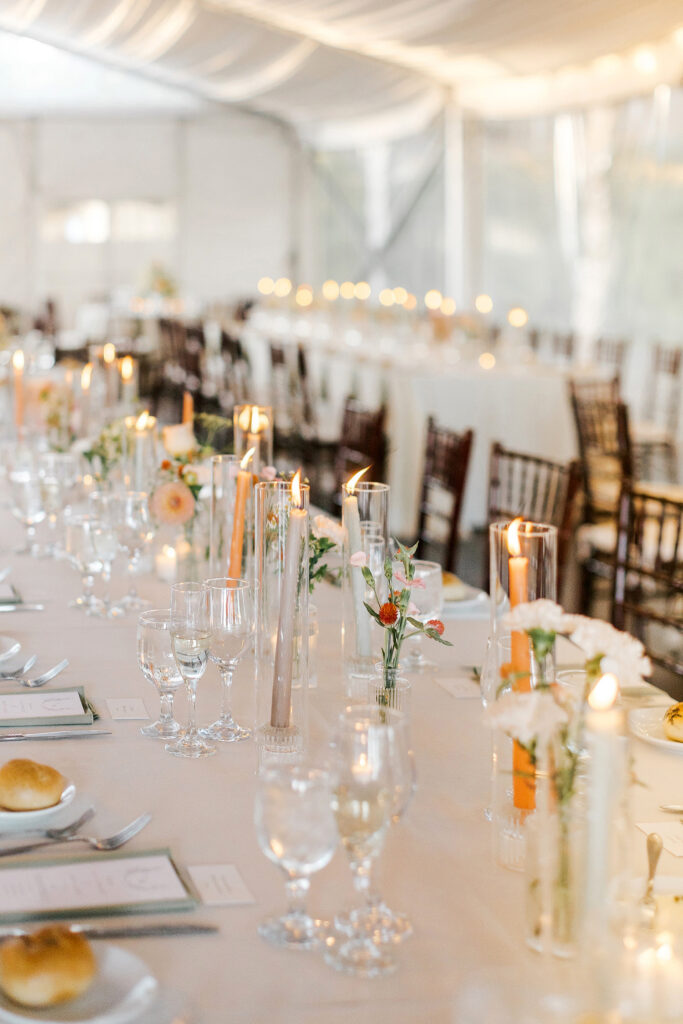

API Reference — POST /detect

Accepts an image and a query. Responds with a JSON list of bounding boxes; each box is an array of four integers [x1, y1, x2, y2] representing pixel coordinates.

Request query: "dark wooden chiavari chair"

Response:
[[416, 420, 473, 574], [333, 399, 387, 498], [486, 442, 581, 598], [612, 481, 683, 692], [594, 337, 629, 381], [552, 331, 575, 363], [632, 343, 682, 481]]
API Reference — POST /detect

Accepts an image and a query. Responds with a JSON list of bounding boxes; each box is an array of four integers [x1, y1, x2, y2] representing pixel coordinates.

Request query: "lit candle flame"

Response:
[[81, 363, 93, 389], [346, 466, 370, 495], [291, 469, 302, 508], [135, 410, 150, 430], [12, 350, 24, 371], [240, 446, 255, 470], [162, 544, 175, 559], [250, 405, 260, 433], [588, 673, 620, 711], [507, 517, 524, 557], [121, 355, 134, 381], [103, 342, 116, 364]]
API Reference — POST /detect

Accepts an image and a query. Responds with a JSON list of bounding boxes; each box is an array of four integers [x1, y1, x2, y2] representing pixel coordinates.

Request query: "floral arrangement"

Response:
[[81, 419, 125, 483], [151, 421, 212, 529], [310, 515, 345, 592], [358, 540, 451, 687]]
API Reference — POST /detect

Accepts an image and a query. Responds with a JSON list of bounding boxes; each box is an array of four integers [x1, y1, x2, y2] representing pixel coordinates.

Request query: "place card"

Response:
[[0, 688, 93, 728], [0, 849, 196, 922], [187, 864, 255, 906], [435, 676, 482, 700], [636, 822, 683, 857], [106, 698, 149, 720]]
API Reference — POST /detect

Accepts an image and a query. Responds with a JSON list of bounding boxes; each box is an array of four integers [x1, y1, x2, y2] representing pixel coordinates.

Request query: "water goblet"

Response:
[[9, 468, 46, 556], [64, 512, 105, 615], [112, 491, 154, 611], [203, 578, 253, 742], [137, 609, 184, 738], [399, 559, 443, 672], [325, 706, 396, 977], [255, 767, 337, 949], [166, 582, 215, 759], [38, 451, 78, 557]]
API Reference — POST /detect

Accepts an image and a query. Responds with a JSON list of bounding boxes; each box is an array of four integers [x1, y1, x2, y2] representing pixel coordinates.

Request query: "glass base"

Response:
[[15, 542, 42, 557], [335, 903, 412, 945], [70, 595, 99, 611], [256, 723, 303, 770], [141, 718, 181, 739], [323, 933, 396, 977], [200, 717, 250, 743], [117, 593, 151, 612], [165, 732, 216, 759], [258, 913, 327, 950], [401, 655, 436, 673]]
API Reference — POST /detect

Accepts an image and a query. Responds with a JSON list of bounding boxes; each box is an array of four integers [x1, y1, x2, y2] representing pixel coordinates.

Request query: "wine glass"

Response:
[[255, 767, 337, 949], [399, 559, 443, 672], [112, 492, 154, 611], [325, 706, 396, 977], [64, 512, 104, 615], [137, 609, 184, 738], [38, 452, 78, 557], [166, 582, 215, 759], [203, 578, 253, 742], [9, 468, 46, 555]]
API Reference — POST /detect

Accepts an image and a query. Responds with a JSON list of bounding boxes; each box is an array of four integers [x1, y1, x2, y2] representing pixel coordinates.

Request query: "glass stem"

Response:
[[351, 855, 379, 909], [185, 680, 197, 737], [25, 523, 36, 549], [285, 875, 310, 919], [82, 573, 94, 601], [159, 691, 175, 725], [219, 666, 234, 724]]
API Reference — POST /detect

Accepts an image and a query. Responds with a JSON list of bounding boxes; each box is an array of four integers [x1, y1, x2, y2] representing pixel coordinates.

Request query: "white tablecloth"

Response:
[[0, 528, 681, 1023]]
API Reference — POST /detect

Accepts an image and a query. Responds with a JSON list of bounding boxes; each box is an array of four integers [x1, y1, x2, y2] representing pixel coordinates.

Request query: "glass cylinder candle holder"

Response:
[[123, 412, 158, 493], [233, 404, 273, 475], [209, 454, 255, 579], [341, 480, 390, 679], [488, 521, 557, 871], [255, 477, 309, 769]]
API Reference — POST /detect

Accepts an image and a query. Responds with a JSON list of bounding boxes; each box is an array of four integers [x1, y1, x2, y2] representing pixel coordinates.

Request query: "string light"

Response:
[[475, 294, 493, 314], [440, 297, 456, 315], [379, 288, 395, 306], [322, 280, 340, 301], [295, 285, 313, 307], [507, 307, 529, 328], [340, 281, 355, 299], [257, 277, 274, 295], [424, 289, 442, 310], [274, 278, 292, 298], [479, 352, 496, 370], [403, 294, 417, 310], [354, 281, 371, 300], [392, 286, 408, 304]]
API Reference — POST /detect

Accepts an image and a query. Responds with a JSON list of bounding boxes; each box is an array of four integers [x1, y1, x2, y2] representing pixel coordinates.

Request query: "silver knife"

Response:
[[0, 605, 44, 613], [0, 731, 112, 741], [0, 923, 218, 940]]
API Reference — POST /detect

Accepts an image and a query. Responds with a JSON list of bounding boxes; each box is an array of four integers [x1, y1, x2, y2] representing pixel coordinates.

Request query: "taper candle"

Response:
[[228, 447, 255, 578], [12, 349, 24, 432], [271, 471, 307, 729], [343, 467, 372, 659]]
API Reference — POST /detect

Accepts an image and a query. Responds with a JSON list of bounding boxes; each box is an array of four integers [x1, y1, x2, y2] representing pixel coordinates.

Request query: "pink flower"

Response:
[[150, 481, 195, 525], [350, 551, 368, 568], [261, 465, 277, 481], [394, 569, 426, 590], [407, 601, 420, 615]]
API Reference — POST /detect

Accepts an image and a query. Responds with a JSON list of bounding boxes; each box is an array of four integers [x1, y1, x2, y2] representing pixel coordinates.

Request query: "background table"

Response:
[[0, 524, 681, 1023]]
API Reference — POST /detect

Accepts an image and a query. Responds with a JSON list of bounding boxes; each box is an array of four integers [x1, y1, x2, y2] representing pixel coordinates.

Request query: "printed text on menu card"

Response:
[[0, 691, 85, 721]]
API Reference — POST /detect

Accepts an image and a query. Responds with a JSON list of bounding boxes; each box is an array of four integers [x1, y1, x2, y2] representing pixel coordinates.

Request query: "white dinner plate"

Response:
[[628, 707, 683, 753], [442, 586, 489, 619], [0, 782, 76, 824], [0, 945, 158, 1024], [0, 639, 20, 664]]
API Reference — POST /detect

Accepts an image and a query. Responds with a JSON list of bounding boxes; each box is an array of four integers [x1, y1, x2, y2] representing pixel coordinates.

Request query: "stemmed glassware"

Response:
[[203, 578, 254, 742], [137, 609, 184, 738], [166, 582, 215, 759], [64, 512, 104, 614], [38, 452, 78, 557], [88, 492, 121, 618], [325, 706, 397, 977], [112, 492, 154, 612], [9, 468, 45, 556], [255, 767, 337, 949], [399, 559, 443, 672]]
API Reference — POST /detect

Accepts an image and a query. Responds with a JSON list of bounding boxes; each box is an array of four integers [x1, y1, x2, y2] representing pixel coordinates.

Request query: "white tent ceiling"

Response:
[[1, 0, 682, 142]]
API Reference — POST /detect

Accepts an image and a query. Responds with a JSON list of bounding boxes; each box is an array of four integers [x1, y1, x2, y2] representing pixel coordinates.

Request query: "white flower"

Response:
[[260, 465, 277, 481], [483, 689, 568, 746], [570, 617, 652, 687], [503, 599, 579, 635], [192, 462, 212, 486], [312, 515, 345, 548], [162, 422, 197, 457]]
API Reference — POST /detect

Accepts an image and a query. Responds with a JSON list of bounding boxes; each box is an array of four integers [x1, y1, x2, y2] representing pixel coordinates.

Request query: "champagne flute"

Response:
[[112, 491, 154, 611], [203, 578, 253, 742], [166, 582, 215, 759], [9, 468, 46, 556], [255, 767, 337, 949], [325, 706, 396, 977], [399, 559, 443, 672], [137, 609, 184, 738]]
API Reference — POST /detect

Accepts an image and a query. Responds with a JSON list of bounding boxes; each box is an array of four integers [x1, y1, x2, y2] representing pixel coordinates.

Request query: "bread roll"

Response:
[[0, 926, 96, 1008], [0, 759, 66, 811], [663, 703, 683, 743], [443, 571, 467, 601]]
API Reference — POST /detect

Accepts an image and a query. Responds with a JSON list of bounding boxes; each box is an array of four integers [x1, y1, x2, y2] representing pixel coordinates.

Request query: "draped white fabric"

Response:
[[1, 0, 682, 142]]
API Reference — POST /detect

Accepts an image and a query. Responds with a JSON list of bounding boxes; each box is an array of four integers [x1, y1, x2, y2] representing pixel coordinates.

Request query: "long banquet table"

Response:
[[1, 518, 682, 1023]]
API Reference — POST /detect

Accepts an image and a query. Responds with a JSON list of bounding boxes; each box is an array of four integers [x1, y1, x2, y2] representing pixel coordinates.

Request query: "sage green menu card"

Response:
[[0, 687, 94, 728], [0, 848, 196, 922]]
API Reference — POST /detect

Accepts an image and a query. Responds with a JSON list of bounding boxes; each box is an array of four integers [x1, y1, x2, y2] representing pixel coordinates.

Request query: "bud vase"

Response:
[[369, 665, 411, 713]]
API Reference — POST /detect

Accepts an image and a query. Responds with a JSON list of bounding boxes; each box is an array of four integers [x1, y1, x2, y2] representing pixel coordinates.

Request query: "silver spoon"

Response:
[[641, 832, 663, 919], [0, 812, 151, 857], [18, 658, 69, 689], [0, 656, 38, 679]]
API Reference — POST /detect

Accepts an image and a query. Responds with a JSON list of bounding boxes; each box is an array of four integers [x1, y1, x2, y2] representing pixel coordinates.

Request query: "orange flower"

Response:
[[379, 602, 399, 626], [150, 481, 195, 525], [160, 459, 171, 471], [426, 619, 445, 635]]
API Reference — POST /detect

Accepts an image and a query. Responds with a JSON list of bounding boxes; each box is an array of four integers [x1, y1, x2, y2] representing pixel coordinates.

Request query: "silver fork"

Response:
[[0, 812, 151, 857], [0, 656, 38, 679], [17, 658, 69, 689], [0, 807, 95, 843]]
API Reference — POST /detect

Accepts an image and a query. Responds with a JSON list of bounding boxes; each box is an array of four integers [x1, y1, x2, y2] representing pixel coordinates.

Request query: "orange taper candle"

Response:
[[182, 391, 194, 425], [228, 447, 255, 578], [507, 518, 534, 810]]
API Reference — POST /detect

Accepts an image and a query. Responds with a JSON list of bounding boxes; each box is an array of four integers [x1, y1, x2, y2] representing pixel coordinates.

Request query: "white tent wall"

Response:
[[0, 109, 294, 325]]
